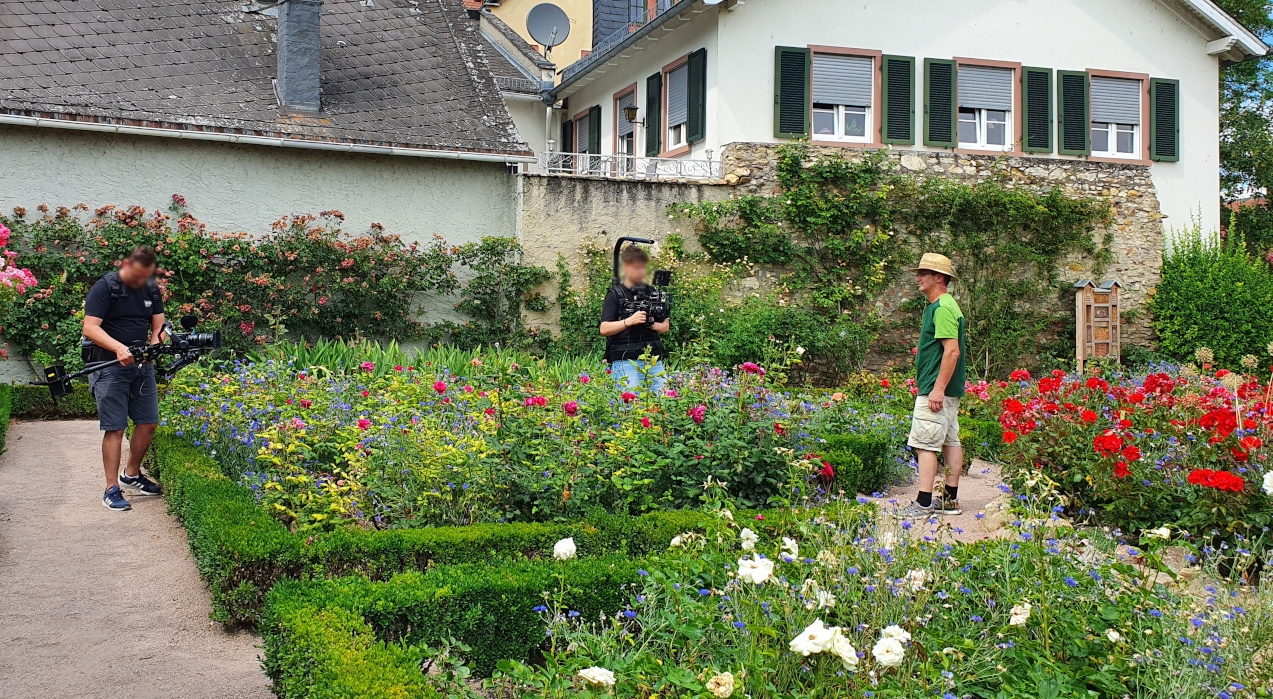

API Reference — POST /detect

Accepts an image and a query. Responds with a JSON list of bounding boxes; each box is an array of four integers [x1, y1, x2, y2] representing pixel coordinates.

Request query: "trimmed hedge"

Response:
[[151, 429, 763, 624], [263, 558, 639, 684], [0, 384, 12, 450], [820, 432, 892, 495], [9, 383, 98, 419]]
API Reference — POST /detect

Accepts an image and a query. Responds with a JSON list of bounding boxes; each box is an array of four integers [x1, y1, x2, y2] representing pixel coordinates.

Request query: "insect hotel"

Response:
[[1074, 280, 1122, 372]]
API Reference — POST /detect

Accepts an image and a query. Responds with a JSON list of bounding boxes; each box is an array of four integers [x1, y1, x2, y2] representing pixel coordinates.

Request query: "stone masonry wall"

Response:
[[719, 143, 1164, 354]]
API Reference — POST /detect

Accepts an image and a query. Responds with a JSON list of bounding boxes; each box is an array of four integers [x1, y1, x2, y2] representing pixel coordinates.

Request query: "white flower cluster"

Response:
[[553, 537, 576, 561], [871, 625, 910, 667], [788, 619, 860, 670], [1264, 470, 1273, 497], [1009, 600, 1032, 626]]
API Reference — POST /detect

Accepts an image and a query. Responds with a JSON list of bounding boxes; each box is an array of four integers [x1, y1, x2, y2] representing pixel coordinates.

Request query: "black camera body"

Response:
[[42, 315, 221, 401], [612, 237, 672, 328]]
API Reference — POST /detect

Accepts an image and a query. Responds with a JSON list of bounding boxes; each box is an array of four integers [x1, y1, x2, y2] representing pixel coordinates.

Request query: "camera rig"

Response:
[[32, 315, 221, 401], [611, 235, 672, 327]]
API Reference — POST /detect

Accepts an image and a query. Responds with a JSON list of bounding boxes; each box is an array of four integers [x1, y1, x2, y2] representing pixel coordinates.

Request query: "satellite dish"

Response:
[[526, 3, 570, 53]]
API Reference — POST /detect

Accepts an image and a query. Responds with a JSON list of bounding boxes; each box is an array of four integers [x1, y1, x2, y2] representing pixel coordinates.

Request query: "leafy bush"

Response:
[[0, 202, 550, 368], [819, 433, 892, 495], [1151, 228, 1273, 368], [8, 383, 97, 419], [0, 384, 11, 450], [959, 417, 1004, 462]]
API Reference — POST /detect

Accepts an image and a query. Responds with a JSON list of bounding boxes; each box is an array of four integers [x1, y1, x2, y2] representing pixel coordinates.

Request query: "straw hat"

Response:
[[911, 252, 958, 280]]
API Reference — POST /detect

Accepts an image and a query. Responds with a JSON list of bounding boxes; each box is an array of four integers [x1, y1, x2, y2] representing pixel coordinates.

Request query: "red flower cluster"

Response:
[[1092, 430, 1124, 457], [1187, 469, 1245, 492], [524, 395, 548, 408]]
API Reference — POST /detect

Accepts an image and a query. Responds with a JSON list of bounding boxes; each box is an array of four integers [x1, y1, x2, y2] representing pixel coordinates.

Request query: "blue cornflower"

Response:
[[1064, 577, 1078, 588], [733, 621, 746, 629], [699, 588, 711, 596], [623, 610, 637, 618], [532, 605, 548, 613]]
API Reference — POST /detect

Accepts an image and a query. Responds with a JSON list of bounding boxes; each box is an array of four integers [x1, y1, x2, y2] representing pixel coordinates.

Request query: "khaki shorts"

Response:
[[907, 394, 961, 452]]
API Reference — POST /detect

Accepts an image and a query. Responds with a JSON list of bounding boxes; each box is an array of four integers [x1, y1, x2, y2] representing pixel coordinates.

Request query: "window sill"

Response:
[[953, 147, 1022, 157], [810, 139, 880, 150], [1086, 154, 1152, 166], [659, 144, 692, 158]]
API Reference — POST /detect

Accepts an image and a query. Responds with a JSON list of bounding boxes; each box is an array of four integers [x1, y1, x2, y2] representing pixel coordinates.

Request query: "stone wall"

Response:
[[516, 174, 732, 329], [719, 143, 1164, 353]]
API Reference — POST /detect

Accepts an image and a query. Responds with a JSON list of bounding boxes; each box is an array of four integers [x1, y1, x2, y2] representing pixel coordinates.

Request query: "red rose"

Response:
[[1113, 461, 1130, 478], [1081, 410, 1098, 424], [1002, 430, 1019, 444]]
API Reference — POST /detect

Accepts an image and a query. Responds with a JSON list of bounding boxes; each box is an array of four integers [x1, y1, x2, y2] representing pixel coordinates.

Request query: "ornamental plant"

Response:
[[999, 365, 1273, 545]]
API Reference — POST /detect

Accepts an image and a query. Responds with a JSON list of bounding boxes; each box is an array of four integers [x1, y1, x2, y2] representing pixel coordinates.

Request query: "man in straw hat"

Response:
[[896, 253, 967, 519]]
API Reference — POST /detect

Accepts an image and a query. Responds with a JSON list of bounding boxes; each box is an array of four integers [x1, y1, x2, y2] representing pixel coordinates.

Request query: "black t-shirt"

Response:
[[601, 285, 663, 362], [84, 277, 164, 347]]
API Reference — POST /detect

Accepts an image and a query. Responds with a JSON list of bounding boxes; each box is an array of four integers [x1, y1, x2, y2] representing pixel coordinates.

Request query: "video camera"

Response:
[[33, 315, 221, 401], [611, 236, 673, 327]]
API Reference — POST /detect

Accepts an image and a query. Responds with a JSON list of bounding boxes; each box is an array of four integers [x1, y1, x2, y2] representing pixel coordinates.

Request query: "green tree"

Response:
[[1216, 0, 1273, 200]]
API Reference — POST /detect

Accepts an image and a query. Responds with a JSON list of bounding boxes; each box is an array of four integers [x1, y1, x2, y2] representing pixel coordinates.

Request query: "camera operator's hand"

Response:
[[652, 318, 670, 334], [114, 345, 136, 367], [625, 311, 648, 327]]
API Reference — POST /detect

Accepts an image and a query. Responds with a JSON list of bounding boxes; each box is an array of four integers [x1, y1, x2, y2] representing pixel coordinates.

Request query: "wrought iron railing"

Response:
[[541, 151, 721, 180], [560, 0, 684, 82], [493, 76, 542, 93]]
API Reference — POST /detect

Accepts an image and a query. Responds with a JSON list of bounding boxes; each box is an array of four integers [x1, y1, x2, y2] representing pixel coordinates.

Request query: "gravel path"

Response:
[[870, 458, 1012, 544], [0, 420, 271, 699]]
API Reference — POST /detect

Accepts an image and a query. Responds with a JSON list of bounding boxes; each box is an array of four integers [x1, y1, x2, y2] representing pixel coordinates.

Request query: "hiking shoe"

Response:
[[103, 486, 132, 511], [893, 500, 936, 520], [933, 496, 962, 516], [119, 471, 161, 496]]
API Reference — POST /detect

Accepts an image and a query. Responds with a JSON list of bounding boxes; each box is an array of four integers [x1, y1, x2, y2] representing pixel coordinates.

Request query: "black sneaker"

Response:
[[933, 496, 962, 516], [119, 471, 162, 496], [893, 500, 936, 520], [103, 485, 132, 511]]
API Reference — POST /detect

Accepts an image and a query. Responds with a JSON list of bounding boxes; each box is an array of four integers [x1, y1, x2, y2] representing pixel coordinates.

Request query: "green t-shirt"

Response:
[[916, 293, 966, 398]]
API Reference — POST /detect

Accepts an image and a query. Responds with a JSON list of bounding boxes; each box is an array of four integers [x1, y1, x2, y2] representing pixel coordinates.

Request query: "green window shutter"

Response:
[[1021, 67, 1053, 153], [588, 105, 602, 154], [923, 58, 956, 148], [561, 117, 574, 152], [881, 55, 915, 145], [687, 48, 707, 144], [645, 72, 662, 156], [1149, 78, 1180, 162], [774, 46, 810, 138], [1057, 70, 1090, 156]]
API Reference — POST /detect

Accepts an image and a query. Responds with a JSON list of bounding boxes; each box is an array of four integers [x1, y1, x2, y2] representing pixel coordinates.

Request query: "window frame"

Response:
[[957, 106, 1012, 151], [951, 58, 1022, 155], [807, 46, 882, 148], [1085, 69, 1151, 164], [613, 83, 639, 159], [660, 53, 693, 158]]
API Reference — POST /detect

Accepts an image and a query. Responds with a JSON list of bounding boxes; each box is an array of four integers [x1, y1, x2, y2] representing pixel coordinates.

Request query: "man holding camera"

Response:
[[599, 245, 670, 392], [82, 245, 166, 511], [896, 253, 967, 520]]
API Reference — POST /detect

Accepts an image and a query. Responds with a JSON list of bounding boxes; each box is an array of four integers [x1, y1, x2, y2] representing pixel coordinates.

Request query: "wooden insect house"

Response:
[[1074, 280, 1121, 372]]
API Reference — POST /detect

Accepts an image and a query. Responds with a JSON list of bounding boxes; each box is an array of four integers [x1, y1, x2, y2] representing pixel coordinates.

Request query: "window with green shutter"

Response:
[[1021, 67, 1053, 153], [774, 46, 810, 138], [687, 48, 707, 144], [645, 72, 662, 156], [924, 58, 956, 148], [587, 105, 602, 154], [1149, 78, 1180, 162], [1057, 70, 1090, 156], [561, 117, 574, 153], [881, 55, 915, 145]]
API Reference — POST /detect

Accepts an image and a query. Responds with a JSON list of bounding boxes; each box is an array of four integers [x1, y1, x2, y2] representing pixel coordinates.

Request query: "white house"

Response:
[[531, 0, 1267, 233]]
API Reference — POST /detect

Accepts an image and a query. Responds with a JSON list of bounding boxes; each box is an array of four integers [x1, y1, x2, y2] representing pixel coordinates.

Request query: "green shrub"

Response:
[[0, 384, 12, 450], [8, 383, 97, 419], [820, 432, 892, 495], [960, 417, 1004, 462], [1150, 228, 1273, 368], [263, 558, 638, 680]]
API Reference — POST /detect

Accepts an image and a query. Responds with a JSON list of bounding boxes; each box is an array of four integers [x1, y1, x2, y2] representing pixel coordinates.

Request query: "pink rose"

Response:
[[357, 418, 371, 430], [563, 401, 579, 416]]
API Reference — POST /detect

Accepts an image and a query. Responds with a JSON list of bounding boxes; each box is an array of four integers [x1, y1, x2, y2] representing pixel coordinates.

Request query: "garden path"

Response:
[[869, 459, 1012, 544], [0, 420, 271, 699]]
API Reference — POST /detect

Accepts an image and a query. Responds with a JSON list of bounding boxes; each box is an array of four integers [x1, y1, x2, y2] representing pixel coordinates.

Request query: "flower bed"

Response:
[[161, 357, 913, 531], [998, 367, 1273, 543]]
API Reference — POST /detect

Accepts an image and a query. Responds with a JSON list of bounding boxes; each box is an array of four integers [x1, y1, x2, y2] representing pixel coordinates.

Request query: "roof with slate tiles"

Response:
[[0, 0, 533, 158]]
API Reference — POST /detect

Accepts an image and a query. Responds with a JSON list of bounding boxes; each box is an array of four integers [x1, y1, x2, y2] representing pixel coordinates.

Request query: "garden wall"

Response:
[[718, 143, 1166, 349]]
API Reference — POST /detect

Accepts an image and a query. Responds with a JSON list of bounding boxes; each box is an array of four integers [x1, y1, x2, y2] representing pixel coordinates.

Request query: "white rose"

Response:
[[1263, 470, 1273, 496], [1106, 629, 1122, 643], [1009, 600, 1032, 626], [705, 672, 735, 698], [815, 549, 839, 567], [577, 666, 616, 687], [553, 537, 577, 561], [880, 625, 911, 643], [670, 534, 685, 547], [814, 588, 837, 610], [795, 346, 806, 355], [789, 618, 837, 656], [781, 537, 799, 559], [828, 630, 859, 669], [737, 556, 775, 585], [1144, 526, 1171, 540], [871, 637, 906, 667], [739, 527, 759, 552], [904, 569, 927, 592]]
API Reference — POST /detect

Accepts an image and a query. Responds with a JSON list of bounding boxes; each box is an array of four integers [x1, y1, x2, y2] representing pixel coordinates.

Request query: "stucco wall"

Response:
[[0, 124, 517, 246], [516, 173, 732, 328]]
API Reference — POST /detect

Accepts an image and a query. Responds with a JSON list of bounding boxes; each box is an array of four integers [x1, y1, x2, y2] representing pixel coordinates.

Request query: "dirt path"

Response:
[[0, 420, 271, 699], [870, 458, 1012, 544]]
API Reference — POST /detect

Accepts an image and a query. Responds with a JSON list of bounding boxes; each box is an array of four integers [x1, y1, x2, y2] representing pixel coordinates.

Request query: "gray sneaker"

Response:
[[893, 500, 936, 520], [934, 496, 962, 515]]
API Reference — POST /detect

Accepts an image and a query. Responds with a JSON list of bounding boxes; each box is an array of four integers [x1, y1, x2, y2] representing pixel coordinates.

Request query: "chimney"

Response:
[[276, 0, 323, 115]]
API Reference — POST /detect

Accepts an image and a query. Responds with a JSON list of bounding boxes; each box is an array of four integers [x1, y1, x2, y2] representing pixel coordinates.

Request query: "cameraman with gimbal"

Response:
[[82, 245, 166, 511], [599, 244, 670, 393]]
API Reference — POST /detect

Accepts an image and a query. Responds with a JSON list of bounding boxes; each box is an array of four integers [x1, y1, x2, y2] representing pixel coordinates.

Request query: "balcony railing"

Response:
[[542, 151, 721, 180], [560, 0, 683, 82]]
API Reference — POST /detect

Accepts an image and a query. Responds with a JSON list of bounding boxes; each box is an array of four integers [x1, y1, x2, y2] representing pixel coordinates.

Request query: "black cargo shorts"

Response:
[[87, 362, 159, 431]]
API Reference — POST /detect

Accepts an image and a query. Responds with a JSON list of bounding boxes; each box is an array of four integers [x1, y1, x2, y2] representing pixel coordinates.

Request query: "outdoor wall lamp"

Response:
[[622, 105, 644, 127]]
